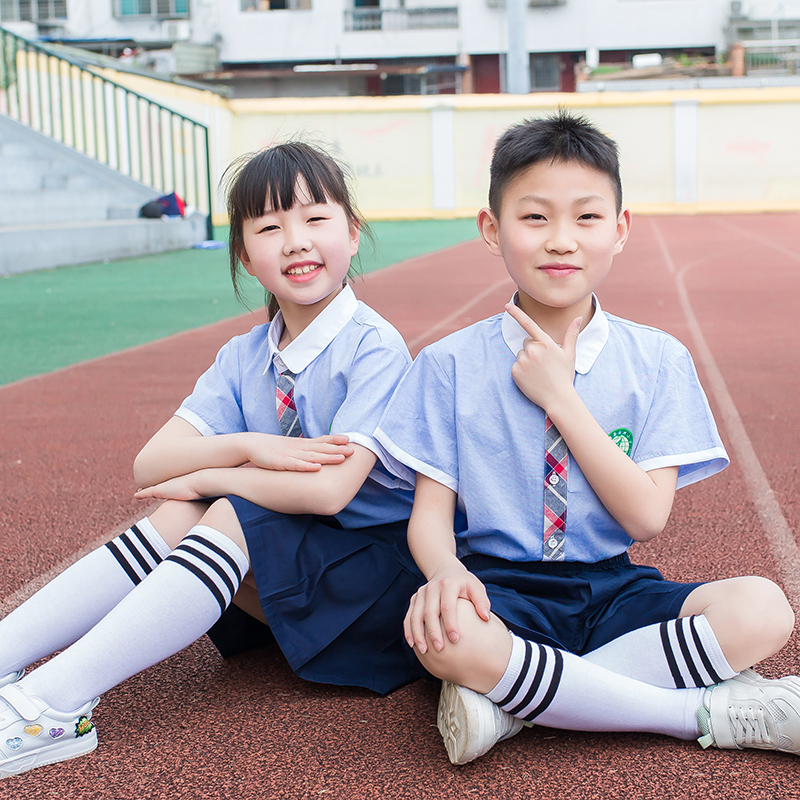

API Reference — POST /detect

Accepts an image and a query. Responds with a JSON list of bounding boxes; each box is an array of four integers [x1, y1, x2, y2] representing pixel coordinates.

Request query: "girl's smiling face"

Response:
[[238, 178, 360, 314]]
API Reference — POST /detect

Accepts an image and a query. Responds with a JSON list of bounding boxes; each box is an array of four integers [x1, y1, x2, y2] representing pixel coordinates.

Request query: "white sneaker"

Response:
[[437, 681, 525, 765], [697, 672, 800, 756], [0, 683, 99, 779], [0, 671, 24, 689]]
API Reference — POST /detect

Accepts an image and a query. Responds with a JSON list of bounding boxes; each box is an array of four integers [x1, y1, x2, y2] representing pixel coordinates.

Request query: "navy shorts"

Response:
[[206, 496, 426, 695], [463, 552, 702, 655]]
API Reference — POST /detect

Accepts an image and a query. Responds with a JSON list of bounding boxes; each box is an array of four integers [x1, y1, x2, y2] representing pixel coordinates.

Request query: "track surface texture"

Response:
[[2, 213, 800, 799]]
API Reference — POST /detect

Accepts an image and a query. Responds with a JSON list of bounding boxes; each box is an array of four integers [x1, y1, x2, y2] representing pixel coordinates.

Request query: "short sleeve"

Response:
[[175, 335, 247, 436], [375, 346, 460, 493], [324, 327, 412, 487], [633, 339, 729, 487]]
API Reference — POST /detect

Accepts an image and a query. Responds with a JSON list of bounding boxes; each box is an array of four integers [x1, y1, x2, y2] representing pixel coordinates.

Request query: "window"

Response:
[[240, 0, 311, 11], [530, 53, 560, 90], [1, 0, 66, 21], [115, 0, 188, 18]]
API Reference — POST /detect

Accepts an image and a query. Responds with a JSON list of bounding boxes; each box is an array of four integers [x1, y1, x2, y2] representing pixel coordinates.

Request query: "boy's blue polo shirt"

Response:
[[375, 297, 729, 563], [175, 285, 414, 529]]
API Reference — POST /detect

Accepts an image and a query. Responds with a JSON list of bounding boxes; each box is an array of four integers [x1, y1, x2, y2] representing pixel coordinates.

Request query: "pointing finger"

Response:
[[505, 302, 551, 344]]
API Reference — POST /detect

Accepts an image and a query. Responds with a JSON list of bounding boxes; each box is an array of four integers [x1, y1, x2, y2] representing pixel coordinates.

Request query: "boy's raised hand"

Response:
[[404, 560, 491, 654], [505, 303, 583, 413]]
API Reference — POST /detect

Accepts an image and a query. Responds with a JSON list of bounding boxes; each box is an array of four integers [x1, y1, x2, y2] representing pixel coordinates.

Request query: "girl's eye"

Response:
[[258, 224, 279, 233], [307, 216, 328, 223]]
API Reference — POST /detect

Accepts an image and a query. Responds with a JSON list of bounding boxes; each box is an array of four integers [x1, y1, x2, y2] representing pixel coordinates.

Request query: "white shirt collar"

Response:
[[265, 284, 359, 375], [500, 293, 609, 375]]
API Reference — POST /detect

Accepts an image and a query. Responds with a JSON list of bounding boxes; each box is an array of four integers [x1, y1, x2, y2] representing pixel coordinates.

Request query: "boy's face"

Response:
[[478, 159, 630, 322]]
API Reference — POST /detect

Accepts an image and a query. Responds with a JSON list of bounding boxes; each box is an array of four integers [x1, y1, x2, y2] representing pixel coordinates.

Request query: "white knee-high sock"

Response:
[[485, 633, 703, 740], [20, 525, 249, 713], [582, 615, 736, 688], [0, 518, 170, 677]]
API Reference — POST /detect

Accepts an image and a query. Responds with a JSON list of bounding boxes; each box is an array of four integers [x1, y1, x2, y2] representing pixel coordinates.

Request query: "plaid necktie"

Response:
[[275, 368, 304, 438], [543, 415, 567, 561]]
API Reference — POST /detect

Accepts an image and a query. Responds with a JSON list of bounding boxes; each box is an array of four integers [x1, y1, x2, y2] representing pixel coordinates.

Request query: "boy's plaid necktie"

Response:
[[275, 369, 304, 438], [543, 415, 567, 561]]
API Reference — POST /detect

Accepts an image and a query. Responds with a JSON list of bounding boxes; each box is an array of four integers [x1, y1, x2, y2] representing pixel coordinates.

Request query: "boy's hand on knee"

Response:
[[404, 564, 491, 655]]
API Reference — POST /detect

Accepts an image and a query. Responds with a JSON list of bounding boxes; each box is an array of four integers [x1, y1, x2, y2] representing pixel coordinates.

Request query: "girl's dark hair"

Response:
[[488, 109, 623, 214], [221, 141, 372, 317]]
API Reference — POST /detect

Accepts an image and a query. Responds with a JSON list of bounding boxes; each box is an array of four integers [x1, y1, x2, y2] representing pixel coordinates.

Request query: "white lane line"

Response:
[[407, 276, 514, 351], [650, 218, 800, 609]]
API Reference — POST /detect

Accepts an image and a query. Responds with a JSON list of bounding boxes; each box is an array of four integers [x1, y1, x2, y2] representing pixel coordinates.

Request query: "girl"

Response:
[[0, 142, 424, 778]]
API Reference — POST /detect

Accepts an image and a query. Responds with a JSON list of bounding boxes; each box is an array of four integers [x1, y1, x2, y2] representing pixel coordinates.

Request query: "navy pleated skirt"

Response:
[[206, 496, 426, 695]]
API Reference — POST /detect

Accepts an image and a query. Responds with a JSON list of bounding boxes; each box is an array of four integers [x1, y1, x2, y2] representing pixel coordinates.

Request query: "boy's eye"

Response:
[[523, 213, 546, 221], [579, 213, 601, 220]]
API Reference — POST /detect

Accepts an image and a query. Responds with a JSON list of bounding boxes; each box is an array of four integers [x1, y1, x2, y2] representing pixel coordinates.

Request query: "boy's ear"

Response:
[[477, 207, 503, 256], [613, 208, 632, 255]]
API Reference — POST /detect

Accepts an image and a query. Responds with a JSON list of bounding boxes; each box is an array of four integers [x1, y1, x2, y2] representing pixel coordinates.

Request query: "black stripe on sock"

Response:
[[523, 647, 563, 722], [675, 617, 705, 687], [119, 531, 156, 577], [177, 542, 237, 601], [130, 523, 164, 566], [497, 640, 533, 707], [660, 621, 685, 689], [505, 643, 547, 717], [183, 533, 244, 584], [168, 554, 227, 614], [688, 615, 724, 685], [105, 540, 142, 586]]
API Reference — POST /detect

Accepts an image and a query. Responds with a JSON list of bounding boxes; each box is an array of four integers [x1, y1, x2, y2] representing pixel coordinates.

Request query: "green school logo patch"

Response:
[[608, 428, 633, 456]]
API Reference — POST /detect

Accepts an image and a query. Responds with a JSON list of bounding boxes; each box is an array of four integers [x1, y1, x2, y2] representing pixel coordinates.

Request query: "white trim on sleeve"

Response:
[[374, 427, 459, 493], [636, 445, 730, 489], [173, 407, 214, 437]]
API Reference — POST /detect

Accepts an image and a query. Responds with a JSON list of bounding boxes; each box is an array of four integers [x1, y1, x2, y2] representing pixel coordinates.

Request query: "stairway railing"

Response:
[[0, 26, 213, 240]]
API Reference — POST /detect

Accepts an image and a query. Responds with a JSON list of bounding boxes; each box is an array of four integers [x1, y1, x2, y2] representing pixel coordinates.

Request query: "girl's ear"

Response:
[[477, 207, 503, 257], [237, 244, 256, 276], [349, 218, 361, 258]]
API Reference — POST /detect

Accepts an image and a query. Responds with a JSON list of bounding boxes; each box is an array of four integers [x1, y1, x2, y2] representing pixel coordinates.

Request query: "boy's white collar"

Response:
[[264, 285, 358, 375], [501, 293, 609, 375]]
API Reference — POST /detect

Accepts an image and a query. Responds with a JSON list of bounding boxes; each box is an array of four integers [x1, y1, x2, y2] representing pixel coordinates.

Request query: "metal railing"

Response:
[[344, 7, 458, 32], [742, 39, 800, 75], [0, 26, 213, 239]]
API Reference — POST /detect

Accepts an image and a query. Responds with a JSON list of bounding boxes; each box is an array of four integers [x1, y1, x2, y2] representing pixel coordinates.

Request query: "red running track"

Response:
[[1, 213, 800, 799]]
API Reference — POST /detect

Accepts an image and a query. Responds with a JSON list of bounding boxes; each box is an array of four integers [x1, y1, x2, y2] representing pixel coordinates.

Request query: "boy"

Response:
[[375, 111, 800, 765]]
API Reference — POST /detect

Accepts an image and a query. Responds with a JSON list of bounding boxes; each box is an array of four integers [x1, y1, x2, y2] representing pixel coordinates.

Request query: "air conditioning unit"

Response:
[[161, 19, 191, 41]]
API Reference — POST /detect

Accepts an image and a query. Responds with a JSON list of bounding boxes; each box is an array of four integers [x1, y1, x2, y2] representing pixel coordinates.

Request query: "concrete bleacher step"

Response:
[[0, 114, 208, 274], [0, 215, 207, 274]]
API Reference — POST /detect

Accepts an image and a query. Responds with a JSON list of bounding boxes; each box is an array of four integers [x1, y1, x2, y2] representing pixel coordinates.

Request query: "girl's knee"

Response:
[[148, 499, 209, 549]]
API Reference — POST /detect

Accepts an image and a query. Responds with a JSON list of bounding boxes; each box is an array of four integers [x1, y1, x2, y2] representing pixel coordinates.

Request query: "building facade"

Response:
[[2, 0, 800, 95]]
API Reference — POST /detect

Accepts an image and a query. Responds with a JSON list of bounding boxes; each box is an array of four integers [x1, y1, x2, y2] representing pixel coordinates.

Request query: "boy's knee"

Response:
[[415, 600, 512, 693], [744, 577, 795, 645]]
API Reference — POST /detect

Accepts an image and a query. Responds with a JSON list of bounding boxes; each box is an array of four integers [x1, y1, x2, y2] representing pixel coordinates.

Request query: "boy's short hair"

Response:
[[488, 110, 623, 214]]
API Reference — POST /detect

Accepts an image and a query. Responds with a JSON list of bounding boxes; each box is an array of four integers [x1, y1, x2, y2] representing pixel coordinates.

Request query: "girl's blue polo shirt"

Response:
[[375, 298, 730, 563], [175, 286, 414, 529]]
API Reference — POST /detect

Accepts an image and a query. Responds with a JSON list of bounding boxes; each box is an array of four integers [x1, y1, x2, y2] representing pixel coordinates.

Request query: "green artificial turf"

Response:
[[1, 218, 478, 386]]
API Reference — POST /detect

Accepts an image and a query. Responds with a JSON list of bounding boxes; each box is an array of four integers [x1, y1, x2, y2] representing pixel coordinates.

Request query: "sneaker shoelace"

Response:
[[728, 702, 772, 747]]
